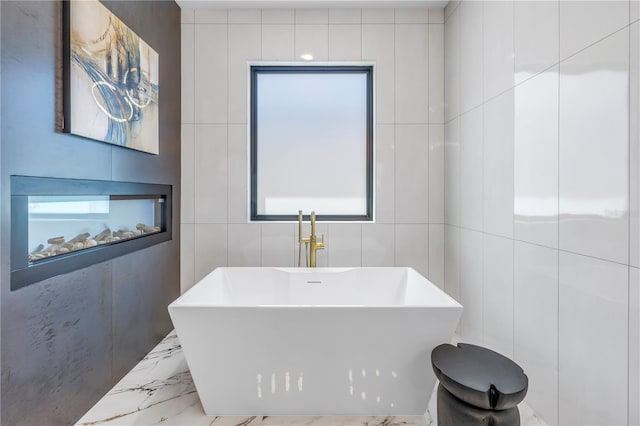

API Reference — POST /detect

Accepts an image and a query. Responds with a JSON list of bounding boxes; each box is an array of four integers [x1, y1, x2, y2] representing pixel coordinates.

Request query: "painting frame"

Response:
[[62, 0, 160, 155]]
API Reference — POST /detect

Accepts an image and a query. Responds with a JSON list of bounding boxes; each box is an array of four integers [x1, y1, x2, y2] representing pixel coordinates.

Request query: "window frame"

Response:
[[249, 64, 374, 222]]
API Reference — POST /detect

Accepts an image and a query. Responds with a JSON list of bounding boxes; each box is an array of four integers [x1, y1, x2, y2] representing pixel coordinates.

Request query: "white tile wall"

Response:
[[459, 0, 483, 113], [482, 233, 513, 358], [429, 125, 445, 223], [630, 266, 640, 426], [444, 117, 460, 227], [181, 125, 195, 224], [429, 24, 444, 123], [559, 1, 629, 61], [362, 224, 395, 266], [328, 25, 361, 60], [228, 224, 261, 266], [362, 24, 395, 124], [444, 5, 460, 122], [395, 224, 429, 277], [395, 125, 428, 223], [428, 224, 445, 289], [483, 89, 514, 238], [458, 228, 483, 344], [459, 107, 483, 231], [182, 7, 446, 293], [559, 251, 628, 426], [514, 241, 558, 425], [444, 2, 636, 425], [194, 24, 227, 123], [559, 28, 629, 264], [395, 24, 429, 124], [482, 0, 514, 101], [514, 68, 559, 249], [632, 22, 640, 268], [514, 1, 559, 85], [194, 125, 227, 223], [327, 224, 362, 267], [261, 224, 295, 267]]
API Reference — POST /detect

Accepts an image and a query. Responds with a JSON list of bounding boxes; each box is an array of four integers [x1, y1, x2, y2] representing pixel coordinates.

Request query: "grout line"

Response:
[[557, 1, 561, 419], [512, 0, 516, 360], [628, 13, 632, 426]]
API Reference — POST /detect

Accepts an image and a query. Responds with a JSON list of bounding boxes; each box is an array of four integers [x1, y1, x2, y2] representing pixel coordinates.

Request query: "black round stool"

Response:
[[431, 343, 528, 426]]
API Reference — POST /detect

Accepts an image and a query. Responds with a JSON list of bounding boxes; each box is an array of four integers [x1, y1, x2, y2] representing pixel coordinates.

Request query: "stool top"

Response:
[[431, 343, 528, 410]]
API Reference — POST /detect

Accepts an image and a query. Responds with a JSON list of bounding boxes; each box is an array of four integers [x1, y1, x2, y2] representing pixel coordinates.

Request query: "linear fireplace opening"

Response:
[[11, 176, 172, 290]]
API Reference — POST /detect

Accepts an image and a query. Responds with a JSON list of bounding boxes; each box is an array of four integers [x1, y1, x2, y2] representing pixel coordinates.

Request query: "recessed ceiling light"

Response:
[[300, 54, 314, 61]]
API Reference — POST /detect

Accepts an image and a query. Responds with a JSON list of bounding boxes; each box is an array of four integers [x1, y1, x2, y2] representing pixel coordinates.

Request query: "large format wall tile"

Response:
[[180, 224, 195, 293], [362, 24, 395, 124], [429, 24, 445, 123], [514, 67, 559, 249], [194, 24, 227, 123], [514, 241, 558, 426], [459, 108, 483, 231], [327, 224, 362, 267], [631, 22, 640, 267], [459, 0, 483, 114], [261, 224, 295, 267], [559, 252, 628, 426], [630, 267, 640, 426], [429, 124, 445, 223], [459, 228, 484, 344], [262, 9, 294, 24], [514, 1, 559, 84], [228, 8, 261, 24], [328, 24, 361, 60], [483, 0, 514, 101], [181, 124, 195, 224], [376, 124, 395, 224], [429, 224, 445, 289], [362, 224, 395, 267], [444, 117, 460, 226], [482, 234, 514, 358], [395, 24, 429, 124], [227, 124, 248, 224], [194, 125, 227, 223], [483, 89, 514, 239], [395, 125, 429, 223], [262, 24, 294, 60], [559, 1, 629, 61], [444, 225, 461, 301], [329, 8, 361, 24], [295, 24, 328, 60], [228, 24, 261, 124], [559, 29, 629, 264], [444, 5, 460, 122], [228, 224, 261, 266], [194, 224, 227, 281], [181, 23, 194, 123], [395, 224, 429, 277]]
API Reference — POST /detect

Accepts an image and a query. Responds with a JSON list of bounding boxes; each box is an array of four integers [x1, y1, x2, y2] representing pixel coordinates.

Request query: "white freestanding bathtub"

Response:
[[168, 267, 463, 416]]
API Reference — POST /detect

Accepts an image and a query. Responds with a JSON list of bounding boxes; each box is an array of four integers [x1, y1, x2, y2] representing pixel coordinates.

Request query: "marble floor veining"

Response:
[[75, 331, 546, 426]]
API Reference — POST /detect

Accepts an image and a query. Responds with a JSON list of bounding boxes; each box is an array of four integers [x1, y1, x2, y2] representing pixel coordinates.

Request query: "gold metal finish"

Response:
[[309, 211, 325, 268], [297, 210, 324, 268]]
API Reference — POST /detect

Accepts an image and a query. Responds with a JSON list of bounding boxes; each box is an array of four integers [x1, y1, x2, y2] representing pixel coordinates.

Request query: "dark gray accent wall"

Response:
[[0, 1, 181, 425]]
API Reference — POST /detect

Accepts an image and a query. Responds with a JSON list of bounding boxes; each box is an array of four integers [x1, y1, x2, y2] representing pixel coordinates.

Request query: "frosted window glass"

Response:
[[253, 67, 372, 220]]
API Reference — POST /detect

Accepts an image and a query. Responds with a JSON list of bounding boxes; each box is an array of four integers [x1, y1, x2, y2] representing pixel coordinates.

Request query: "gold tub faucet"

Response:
[[298, 210, 325, 267]]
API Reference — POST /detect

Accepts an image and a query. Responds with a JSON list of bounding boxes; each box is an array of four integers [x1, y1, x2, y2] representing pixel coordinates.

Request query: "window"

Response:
[[250, 65, 374, 221]]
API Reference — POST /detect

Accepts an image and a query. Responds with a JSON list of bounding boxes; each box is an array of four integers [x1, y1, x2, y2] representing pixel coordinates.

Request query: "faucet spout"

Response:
[[297, 210, 325, 268], [309, 211, 325, 268]]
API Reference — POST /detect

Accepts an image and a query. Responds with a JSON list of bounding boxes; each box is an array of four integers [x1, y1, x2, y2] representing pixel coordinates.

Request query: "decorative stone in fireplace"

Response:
[[10, 176, 172, 290]]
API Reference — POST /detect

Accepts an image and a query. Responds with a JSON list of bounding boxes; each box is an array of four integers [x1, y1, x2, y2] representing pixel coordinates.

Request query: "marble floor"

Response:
[[75, 331, 547, 426]]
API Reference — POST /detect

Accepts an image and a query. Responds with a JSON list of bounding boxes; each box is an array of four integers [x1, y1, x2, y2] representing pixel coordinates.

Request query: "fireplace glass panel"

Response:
[[28, 194, 164, 263]]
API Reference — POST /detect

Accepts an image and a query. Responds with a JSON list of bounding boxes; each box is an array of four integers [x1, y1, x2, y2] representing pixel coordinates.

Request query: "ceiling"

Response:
[[177, 0, 448, 9]]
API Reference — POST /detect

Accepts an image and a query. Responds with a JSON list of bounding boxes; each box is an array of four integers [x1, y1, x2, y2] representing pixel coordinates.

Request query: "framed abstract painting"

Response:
[[62, 0, 159, 154]]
